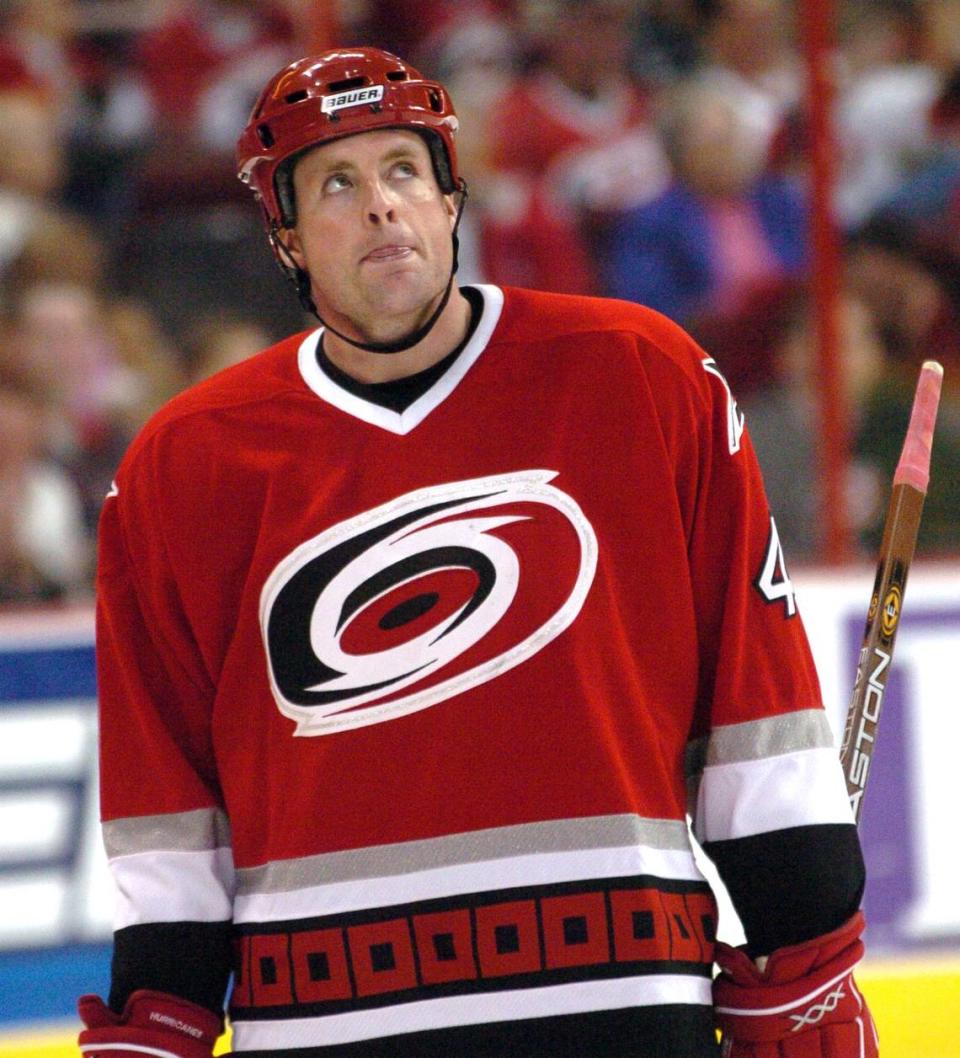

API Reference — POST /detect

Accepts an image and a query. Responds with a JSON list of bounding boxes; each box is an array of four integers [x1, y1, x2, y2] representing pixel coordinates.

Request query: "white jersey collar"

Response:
[[297, 284, 504, 436]]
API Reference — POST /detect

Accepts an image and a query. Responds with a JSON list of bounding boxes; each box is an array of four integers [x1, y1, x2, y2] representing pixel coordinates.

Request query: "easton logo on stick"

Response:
[[846, 647, 891, 817]]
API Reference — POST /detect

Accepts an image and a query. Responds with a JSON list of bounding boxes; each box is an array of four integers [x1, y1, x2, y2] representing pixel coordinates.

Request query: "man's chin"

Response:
[[361, 289, 445, 340]]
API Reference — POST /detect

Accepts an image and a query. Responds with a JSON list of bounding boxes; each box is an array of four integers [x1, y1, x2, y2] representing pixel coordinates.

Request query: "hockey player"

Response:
[[78, 48, 878, 1058]]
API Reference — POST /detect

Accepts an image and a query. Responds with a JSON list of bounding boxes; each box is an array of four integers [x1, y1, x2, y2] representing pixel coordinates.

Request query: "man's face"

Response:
[[282, 129, 458, 346]]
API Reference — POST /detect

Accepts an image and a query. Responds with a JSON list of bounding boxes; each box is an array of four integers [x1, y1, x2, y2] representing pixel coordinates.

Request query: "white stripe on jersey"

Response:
[[693, 745, 854, 843], [80, 1047, 189, 1058], [233, 840, 705, 925], [237, 813, 692, 894], [110, 846, 236, 929], [230, 974, 713, 1050]]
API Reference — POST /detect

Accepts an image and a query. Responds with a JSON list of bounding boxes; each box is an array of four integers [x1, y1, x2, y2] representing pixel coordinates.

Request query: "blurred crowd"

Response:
[[1, 0, 959, 605]]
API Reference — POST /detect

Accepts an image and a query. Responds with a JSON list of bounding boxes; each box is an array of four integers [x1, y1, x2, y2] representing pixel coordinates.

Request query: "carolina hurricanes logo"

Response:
[[260, 470, 597, 735]]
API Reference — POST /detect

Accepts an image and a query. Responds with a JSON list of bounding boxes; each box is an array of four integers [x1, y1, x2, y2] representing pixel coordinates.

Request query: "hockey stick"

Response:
[[839, 360, 944, 824]]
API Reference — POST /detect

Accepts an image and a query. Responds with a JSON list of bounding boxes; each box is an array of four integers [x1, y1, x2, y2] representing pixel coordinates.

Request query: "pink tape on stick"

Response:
[[894, 361, 944, 492]]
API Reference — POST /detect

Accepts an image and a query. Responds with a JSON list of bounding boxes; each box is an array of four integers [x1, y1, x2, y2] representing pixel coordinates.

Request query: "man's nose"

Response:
[[364, 179, 398, 224]]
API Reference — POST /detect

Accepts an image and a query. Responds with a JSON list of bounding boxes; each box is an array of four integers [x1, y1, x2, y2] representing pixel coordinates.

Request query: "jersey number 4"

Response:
[[755, 515, 797, 618]]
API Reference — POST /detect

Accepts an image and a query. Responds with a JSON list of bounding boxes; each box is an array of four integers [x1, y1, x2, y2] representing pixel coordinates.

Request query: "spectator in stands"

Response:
[[0, 377, 89, 603], [631, 0, 710, 86], [479, 0, 670, 293], [745, 280, 960, 558], [0, 0, 82, 128], [854, 357, 960, 555], [873, 65, 960, 252], [603, 79, 806, 395], [413, 5, 520, 285], [86, 0, 295, 220], [0, 166, 184, 542], [845, 215, 960, 378], [835, 0, 942, 228], [852, 0, 960, 309], [4, 283, 134, 528], [183, 312, 272, 383], [359, 0, 517, 64], [100, 1, 307, 347], [132, 0, 294, 149], [741, 292, 889, 558], [697, 0, 801, 172], [0, 90, 68, 276], [2, 205, 104, 295]]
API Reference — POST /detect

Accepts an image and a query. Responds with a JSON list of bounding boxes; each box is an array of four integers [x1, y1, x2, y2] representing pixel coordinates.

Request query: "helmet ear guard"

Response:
[[273, 160, 299, 230], [268, 220, 319, 317]]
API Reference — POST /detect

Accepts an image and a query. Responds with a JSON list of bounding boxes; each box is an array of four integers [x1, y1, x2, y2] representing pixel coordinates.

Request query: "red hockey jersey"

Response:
[[95, 285, 854, 1055]]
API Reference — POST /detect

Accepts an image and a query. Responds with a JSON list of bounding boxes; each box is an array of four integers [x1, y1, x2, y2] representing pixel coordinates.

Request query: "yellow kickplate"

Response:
[[859, 960, 960, 1058]]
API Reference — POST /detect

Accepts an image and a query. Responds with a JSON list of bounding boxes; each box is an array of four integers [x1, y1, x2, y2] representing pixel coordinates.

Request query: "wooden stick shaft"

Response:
[[839, 484, 924, 823], [839, 359, 942, 825]]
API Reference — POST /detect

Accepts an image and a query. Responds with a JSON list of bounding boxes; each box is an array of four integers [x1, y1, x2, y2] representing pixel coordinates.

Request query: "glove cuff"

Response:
[[714, 912, 873, 1046], [78, 990, 221, 1058]]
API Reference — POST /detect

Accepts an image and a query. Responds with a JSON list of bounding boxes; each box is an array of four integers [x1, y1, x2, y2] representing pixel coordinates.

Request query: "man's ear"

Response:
[[444, 193, 458, 227], [276, 226, 306, 271]]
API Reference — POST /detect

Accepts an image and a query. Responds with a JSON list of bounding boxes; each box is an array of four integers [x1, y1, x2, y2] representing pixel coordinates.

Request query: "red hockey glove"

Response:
[[713, 912, 878, 1057], [78, 989, 222, 1058]]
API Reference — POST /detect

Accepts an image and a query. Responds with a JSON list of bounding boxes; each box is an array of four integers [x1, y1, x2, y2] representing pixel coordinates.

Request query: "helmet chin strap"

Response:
[[272, 182, 469, 356]]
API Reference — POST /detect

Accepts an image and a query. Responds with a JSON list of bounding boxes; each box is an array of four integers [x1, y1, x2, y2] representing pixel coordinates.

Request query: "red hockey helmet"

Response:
[[236, 48, 462, 230]]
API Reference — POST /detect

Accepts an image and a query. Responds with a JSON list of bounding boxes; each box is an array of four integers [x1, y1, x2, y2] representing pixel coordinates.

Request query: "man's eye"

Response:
[[324, 173, 351, 194], [392, 161, 416, 178]]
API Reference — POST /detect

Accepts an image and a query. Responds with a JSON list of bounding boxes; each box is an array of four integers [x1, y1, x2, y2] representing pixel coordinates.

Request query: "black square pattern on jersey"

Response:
[[308, 952, 331, 982], [370, 942, 397, 972], [493, 924, 520, 955], [633, 910, 655, 940], [562, 916, 589, 946], [432, 932, 457, 962]]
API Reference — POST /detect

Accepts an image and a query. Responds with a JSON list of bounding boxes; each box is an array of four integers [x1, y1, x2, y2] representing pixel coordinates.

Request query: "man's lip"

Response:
[[362, 245, 414, 262]]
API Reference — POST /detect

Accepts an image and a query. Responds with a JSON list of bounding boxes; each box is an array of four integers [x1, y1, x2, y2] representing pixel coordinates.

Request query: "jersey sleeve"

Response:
[[657, 332, 865, 955], [95, 437, 234, 1013]]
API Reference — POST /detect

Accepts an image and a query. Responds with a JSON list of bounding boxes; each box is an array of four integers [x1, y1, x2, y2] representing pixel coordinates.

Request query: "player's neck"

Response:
[[322, 288, 472, 384]]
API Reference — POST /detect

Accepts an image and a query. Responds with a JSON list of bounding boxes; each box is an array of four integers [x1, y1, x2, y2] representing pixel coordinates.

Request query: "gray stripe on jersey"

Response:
[[685, 709, 836, 777], [235, 814, 690, 895], [103, 806, 232, 858]]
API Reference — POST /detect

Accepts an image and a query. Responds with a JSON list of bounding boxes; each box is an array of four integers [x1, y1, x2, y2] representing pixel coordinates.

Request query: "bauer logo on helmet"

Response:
[[321, 85, 386, 115]]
